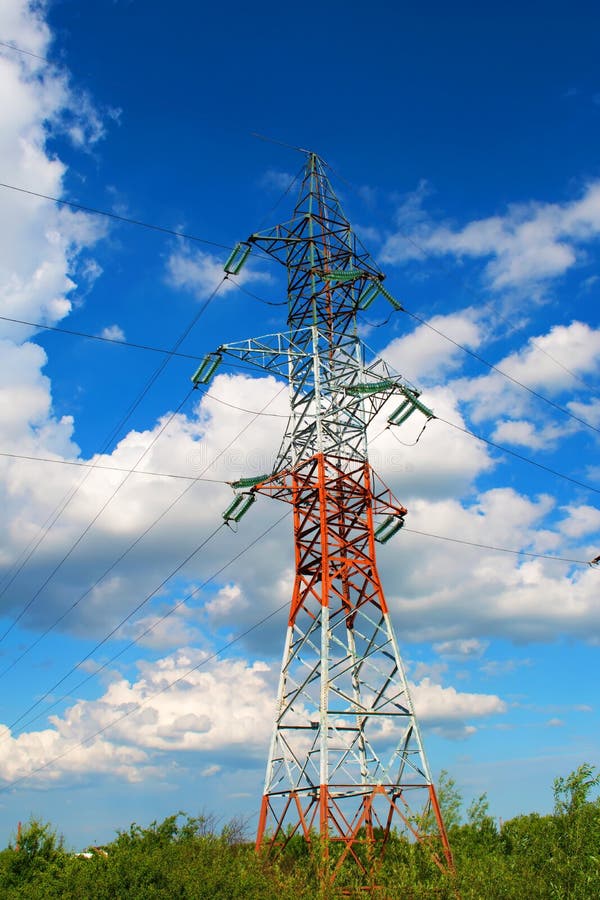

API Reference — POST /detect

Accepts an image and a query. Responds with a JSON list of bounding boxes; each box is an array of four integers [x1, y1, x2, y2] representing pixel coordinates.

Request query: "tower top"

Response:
[[248, 153, 384, 330]]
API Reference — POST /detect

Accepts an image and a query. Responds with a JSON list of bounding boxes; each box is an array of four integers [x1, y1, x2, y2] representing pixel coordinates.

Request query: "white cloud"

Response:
[[204, 583, 248, 625], [486, 321, 600, 392], [480, 658, 532, 677], [99, 324, 125, 341], [411, 677, 506, 739], [0, 649, 277, 786], [433, 639, 489, 660], [453, 320, 600, 428], [568, 398, 600, 428], [381, 180, 600, 292], [166, 247, 271, 301], [410, 660, 448, 682], [368, 384, 495, 501], [380, 308, 484, 383], [117, 599, 201, 650], [0, 371, 290, 639], [0, 4, 110, 340], [259, 169, 296, 192], [491, 419, 567, 451], [558, 504, 600, 538], [0, 646, 507, 786]]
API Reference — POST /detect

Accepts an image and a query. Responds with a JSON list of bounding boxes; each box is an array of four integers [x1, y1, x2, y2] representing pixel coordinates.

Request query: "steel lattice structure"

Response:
[[193, 153, 453, 888]]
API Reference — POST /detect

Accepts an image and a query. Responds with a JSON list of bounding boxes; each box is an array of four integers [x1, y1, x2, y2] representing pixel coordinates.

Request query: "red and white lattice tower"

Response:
[[194, 152, 453, 888]]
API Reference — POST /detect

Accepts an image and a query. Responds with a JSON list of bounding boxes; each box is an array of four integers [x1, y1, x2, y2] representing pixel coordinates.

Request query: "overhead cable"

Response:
[[371, 418, 600, 498], [0, 387, 195, 656], [0, 520, 291, 789], [0, 313, 203, 359], [0, 379, 288, 677], [0, 181, 237, 253], [402, 306, 600, 438], [0, 276, 228, 617], [2, 511, 289, 742]]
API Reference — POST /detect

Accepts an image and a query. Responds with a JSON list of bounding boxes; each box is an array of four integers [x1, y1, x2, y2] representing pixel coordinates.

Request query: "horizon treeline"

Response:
[[1, 763, 599, 898]]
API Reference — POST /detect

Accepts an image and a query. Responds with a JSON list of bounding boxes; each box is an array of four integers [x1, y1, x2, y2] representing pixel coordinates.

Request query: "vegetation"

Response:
[[1, 765, 599, 898]]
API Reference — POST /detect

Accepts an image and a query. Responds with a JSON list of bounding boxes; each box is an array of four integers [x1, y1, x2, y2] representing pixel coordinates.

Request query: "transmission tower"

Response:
[[193, 152, 453, 889]]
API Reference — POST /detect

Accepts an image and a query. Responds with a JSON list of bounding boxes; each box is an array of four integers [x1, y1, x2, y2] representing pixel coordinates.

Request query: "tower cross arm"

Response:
[[217, 329, 310, 379]]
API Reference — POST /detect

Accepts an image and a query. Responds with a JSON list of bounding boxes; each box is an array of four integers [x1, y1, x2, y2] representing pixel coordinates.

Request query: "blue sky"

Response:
[[0, 0, 599, 849]]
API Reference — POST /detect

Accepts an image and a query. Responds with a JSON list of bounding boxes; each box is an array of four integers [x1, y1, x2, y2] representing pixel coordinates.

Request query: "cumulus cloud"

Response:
[[380, 180, 600, 292], [450, 320, 600, 434], [558, 504, 600, 538], [380, 308, 484, 383], [0, 6, 110, 340], [0, 371, 290, 641], [491, 419, 567, 451], [480, 658, 532, 677], [387, 535, 600, 645], [411, 677, 506, 738], [0, 646, 507, 786], [0, 649, 276, 786], [166, 247, 271, 301], [0, 0, 598, 808]]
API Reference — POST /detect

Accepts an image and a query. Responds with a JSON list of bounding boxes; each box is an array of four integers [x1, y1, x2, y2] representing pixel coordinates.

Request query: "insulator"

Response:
[[403, 389, 434, 419], [191, 353, 222, 385], [224, 242, 251, 275], [388, 390, 434, 425], [222, 492, 256, 523], [357, 282, 381, 309], [231, 474, 269, 489], [379, 284, 404, 311], [374, 515, 404, 544], [346, 379, 396, 397], [322, 268, 363, 282], [387, 399, 413, 425]]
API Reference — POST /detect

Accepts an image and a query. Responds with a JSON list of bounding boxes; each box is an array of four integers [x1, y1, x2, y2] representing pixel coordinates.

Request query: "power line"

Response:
[[0, 503, 594, 782], [0, 313, 288, 416], [7, 297, 596, 444], [435, 416, 600, 497], [4, 156, 594, 408], [369, 424, 598, 560], [235, 275, 600, 439], [0, 386, 194, 655], [0, 450, 228, 481], [0, 313, 203, 359], [401, 306, 600, 438], [391, 226, 597, 394], [9, 160, 591, 441], [0, 39, 49, 64], [380, 417, 600, 497], [203, 390, 287, 418], [0, 583, 290, 793], [234, 282, 288, 307], [0, 521, 228, 741], [2, 511, 289, 744], [251, 132, 310, 155], [0, 379, 288, 678], [5, 434, 597, 565], [401, 527, 591, 566], [0, 181, 238, 253], [0, 276, 228, 616]]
